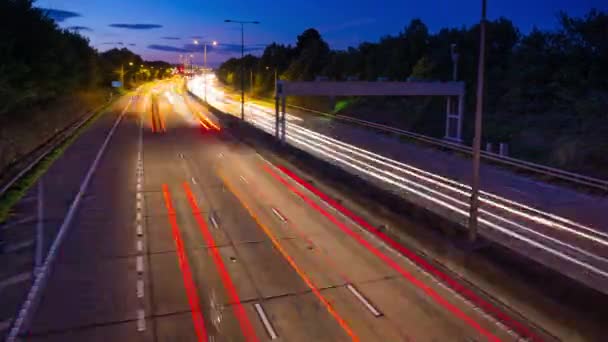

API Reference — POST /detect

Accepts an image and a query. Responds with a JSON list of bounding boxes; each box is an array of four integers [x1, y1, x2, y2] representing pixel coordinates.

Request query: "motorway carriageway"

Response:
[[7, 80, 545, 341], [188, 76, 608, 296]]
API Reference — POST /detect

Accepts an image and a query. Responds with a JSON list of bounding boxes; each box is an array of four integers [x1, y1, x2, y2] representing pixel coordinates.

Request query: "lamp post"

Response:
[[224, 19, 260, 120], [194, 39, 218, 102], [468, 0, 487, 243]]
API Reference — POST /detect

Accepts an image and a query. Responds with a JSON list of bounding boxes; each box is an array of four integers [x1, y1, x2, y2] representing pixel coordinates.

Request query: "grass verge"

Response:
[[0, 99, 116, 224]]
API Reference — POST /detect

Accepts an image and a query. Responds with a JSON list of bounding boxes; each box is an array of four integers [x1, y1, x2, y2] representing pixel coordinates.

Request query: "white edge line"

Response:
[[254, 303, 278, 339], [6, 97, 134, 342], [346, 284, 382, 317]]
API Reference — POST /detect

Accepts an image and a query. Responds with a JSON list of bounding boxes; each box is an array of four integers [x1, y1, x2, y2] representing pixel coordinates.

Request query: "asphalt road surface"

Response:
[[187, 77, 608, 296], [0, 80, 534, 341]]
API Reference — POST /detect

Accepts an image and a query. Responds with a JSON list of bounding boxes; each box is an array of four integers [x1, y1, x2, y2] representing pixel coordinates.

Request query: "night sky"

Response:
[[36, 0, 607, 66]]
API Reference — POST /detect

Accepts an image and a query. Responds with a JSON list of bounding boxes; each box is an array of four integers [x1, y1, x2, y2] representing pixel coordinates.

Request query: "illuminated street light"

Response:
[[194, 39, 219, 102], [225, 19, 260, 120]]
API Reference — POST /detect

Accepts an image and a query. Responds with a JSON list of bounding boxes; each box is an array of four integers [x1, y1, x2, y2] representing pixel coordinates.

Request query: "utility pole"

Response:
[[250, 69, 254, 95], [225, 19, 260, 120], [468, 0, 487, 243], [195, 40, 218, 102]]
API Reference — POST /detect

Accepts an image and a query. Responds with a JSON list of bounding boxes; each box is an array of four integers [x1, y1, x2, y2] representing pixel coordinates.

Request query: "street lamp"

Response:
[[194, 40, 218, 102], [225, 19, 260, 120], [468, 0, 487, 243]]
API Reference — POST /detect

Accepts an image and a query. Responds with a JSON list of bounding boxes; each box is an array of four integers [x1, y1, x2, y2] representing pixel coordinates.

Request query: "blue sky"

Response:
[[36, 0, 607, 66]]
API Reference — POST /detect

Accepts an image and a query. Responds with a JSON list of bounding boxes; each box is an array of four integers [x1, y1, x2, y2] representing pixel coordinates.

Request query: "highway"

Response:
[[0, 79, 543, 341], [187, 76, 608, 295]]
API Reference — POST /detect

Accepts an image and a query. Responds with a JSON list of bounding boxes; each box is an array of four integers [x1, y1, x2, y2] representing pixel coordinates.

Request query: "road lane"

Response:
[[160, 83, 523, 341], [12, 79, 541, 341], [190, 77, 608, 295]]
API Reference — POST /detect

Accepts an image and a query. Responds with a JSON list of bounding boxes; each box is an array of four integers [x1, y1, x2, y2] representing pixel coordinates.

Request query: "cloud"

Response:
[[147, 44, 190, 53], [102, 41, 124, 46], [147, 43, 266, 55], [39, 8, 81, 22], [129, 43, 136, 46], [109, 23, 163, 30], [191, 35, 205, 39], [161, 37, 181, 40], [67, 26, 92, 32]]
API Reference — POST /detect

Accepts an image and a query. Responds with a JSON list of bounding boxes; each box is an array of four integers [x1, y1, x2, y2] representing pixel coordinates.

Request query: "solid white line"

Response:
[[346, 284, 383, 317], [137, 279, 144, 298], [7, 97, 134, 342], [35, 180, 44, 270], [136, 256, 144, 274], [136, 239, 143, 252], [0, 272, 31, 292], [137, 309, 146, 332], [254, 303, 277, 339], [271, 208, 287, 222]]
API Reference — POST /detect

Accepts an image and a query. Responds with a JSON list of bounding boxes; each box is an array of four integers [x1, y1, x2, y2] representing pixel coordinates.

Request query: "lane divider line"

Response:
[[136, 256, 144, 274], [270, 208, 287, 223], [262, 164, 500, 342], [136, 239, 143, 252], [162, 185, 209, 342], [217, 171, 360, 342], [183, 182, 259, 342], [209, 213, 220, 230], [346, 284, 383, 317], [7, 97, 135, 341], [253, 303, 278, 340], [137, 279, 144, 298], [137, 309, 146, 332], [273, 164, 541, 341]]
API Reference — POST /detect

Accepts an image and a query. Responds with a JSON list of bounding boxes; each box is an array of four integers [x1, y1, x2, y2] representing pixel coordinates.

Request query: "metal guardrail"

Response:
[[284, 103, 608, 192], [0, 101, 110, 198]]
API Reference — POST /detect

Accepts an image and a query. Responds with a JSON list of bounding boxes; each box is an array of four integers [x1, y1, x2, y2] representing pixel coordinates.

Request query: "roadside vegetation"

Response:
[[0, 0, 172, 175], [218, 10, 608, 178]]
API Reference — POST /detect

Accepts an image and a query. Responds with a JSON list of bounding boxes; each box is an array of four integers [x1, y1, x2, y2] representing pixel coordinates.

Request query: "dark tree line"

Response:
[[218, 10, 608, 176], [0, 0, 172, 117]]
